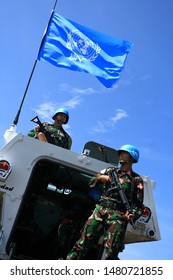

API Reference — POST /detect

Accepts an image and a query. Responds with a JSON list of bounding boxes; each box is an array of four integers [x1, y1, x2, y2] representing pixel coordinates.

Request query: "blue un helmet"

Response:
[[118, 144, 139, 163], [52, 108, 69, 124]]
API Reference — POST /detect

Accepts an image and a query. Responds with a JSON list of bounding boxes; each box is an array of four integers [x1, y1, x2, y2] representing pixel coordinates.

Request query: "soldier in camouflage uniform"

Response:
[[66, 144, 144, 260], [28, 108, 72, 149]]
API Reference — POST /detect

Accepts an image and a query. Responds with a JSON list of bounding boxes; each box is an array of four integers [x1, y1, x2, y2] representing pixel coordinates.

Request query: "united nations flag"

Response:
[[38, 12, 132, 88]]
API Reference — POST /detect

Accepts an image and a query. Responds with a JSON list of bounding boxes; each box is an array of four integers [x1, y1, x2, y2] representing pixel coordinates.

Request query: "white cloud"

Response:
[[63, 96, 83, 108], [31, 95, 83, 121], [91, 121, 107, 133], [58, 83, 97, 96], [32, 102, 56, 121], [110, 109, 129, 124], [91, 109, 129, 133]]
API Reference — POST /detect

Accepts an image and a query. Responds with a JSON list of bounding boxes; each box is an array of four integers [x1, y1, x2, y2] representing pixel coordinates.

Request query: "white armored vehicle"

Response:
[[0, 129, 161, 259]]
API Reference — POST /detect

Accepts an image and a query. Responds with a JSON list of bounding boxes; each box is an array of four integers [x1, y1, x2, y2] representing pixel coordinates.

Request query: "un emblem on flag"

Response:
[[67, 30, 101, 62]]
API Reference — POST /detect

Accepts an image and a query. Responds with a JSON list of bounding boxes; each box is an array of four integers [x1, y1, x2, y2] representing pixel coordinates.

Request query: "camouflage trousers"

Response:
[[66, 204, 128, 260]]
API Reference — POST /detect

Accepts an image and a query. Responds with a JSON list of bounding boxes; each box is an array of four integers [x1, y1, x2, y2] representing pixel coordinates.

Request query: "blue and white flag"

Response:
[[38, 12, 132, 88]]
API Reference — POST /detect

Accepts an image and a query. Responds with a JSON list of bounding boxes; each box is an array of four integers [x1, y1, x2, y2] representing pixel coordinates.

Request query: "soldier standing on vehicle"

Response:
[[66, 144, 144, 260], [28, 107, 72, 149]]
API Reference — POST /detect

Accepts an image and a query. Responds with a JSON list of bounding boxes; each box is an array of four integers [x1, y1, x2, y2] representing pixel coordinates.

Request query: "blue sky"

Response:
[[0, 0, 173, 260]]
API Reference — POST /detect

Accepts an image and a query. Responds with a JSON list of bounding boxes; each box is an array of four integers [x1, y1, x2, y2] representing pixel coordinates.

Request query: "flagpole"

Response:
[[12, 0, 58, 126], [4, 0, 59, 143]]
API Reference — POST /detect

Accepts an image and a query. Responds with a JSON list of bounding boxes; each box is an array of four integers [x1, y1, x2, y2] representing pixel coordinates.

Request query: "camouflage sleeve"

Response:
[[88, 168, 109, 187], [28, 129, 37, 138], [28, 125, 40, 137], [88, 174, 99, 187], [27, 124, 43, 138], [131, 176, 144, 219]]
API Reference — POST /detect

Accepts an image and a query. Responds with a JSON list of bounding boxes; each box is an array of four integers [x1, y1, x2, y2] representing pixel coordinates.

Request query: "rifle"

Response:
[[109, 169, 136, 229], [31, 116, 54, 144]]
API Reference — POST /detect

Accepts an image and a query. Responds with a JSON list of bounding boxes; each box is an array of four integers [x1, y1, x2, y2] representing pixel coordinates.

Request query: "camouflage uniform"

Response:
[[66, 167, 144, 260], [28, 122, 72, 150]]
